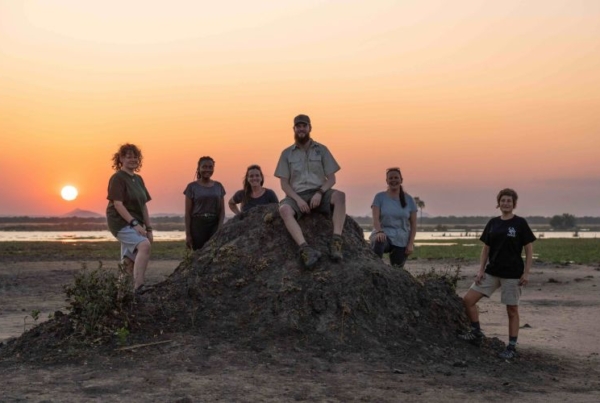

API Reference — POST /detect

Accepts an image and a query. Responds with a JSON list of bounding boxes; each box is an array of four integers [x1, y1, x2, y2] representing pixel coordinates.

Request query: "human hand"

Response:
[[185, 235, 193, 250], [310, 192, 322, 209], [375, 232, 386, 242], [134, 224, 146, 237], [405, 242, 414, 255], [519, 273, 529, 286], [297, 199, 311, 214], [147, 231, 154, 243], [474, 271, 485, 285]]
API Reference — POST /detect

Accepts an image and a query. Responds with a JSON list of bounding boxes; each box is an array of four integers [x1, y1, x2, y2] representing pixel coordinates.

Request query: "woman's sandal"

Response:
[[134, 284, 154, 296]]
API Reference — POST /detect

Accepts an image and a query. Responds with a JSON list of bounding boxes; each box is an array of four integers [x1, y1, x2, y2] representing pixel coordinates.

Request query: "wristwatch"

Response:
[[129, 219, 140, 228]]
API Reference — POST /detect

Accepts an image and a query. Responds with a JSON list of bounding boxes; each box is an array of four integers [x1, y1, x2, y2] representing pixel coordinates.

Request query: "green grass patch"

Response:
[[0, 241, 187, 262], [412, 238, 600, 264], [1, 238, 599, 265]]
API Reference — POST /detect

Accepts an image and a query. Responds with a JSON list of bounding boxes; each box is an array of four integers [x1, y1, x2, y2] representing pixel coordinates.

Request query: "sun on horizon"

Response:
[[60, 186, 78, 201]]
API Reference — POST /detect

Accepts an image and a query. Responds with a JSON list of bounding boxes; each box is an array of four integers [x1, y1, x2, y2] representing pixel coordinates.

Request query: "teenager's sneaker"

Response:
[[458, 329, 484, 345], [329, 235, 343, 262], [498, 347, 517, 359], [299, 245, 321, 270]]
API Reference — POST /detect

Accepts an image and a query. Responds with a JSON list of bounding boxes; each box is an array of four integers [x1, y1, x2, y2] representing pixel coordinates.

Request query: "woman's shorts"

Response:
[[116, 226, 148, 261]]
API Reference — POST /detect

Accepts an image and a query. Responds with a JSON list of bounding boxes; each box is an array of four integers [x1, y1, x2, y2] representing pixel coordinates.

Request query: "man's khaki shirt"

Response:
[[274, 140, 340, 193]]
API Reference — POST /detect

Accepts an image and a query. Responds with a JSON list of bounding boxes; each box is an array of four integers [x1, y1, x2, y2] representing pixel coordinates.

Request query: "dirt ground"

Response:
[[1, 258, 599, 402]]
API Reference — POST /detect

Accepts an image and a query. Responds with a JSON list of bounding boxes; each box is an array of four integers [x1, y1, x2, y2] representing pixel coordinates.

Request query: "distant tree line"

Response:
[[0, 214, 596, 231], [351, 215, 598, 231]]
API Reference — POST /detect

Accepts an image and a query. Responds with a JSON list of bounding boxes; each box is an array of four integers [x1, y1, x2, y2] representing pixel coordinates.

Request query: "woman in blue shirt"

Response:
[[370, 167, 417, 268]]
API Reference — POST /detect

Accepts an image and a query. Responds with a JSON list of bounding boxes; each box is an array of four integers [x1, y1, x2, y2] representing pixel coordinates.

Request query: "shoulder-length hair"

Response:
[[111, 143, 143, 172], [242, 164, 264, 205]]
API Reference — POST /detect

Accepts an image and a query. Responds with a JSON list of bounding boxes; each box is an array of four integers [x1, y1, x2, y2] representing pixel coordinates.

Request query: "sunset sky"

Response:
[[1, 0, 599, 218]]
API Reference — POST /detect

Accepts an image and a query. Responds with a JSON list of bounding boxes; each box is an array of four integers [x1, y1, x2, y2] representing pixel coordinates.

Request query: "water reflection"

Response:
[[0, 230, 597, 242]]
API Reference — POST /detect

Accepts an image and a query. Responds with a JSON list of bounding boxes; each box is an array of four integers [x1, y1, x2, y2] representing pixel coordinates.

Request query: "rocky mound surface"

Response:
[[2, 204, 477, 361]]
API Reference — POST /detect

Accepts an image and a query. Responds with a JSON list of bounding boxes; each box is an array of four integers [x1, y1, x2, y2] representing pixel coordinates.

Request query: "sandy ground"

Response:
[[1, 258, 599, 402]]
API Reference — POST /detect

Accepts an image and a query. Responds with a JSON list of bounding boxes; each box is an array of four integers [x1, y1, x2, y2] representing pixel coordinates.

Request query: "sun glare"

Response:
[[61, 186, 78, 201]]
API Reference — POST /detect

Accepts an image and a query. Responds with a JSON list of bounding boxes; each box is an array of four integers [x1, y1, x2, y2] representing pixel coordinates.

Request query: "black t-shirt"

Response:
[[480, 215, 536, 279], [232, 188, 279, 212]]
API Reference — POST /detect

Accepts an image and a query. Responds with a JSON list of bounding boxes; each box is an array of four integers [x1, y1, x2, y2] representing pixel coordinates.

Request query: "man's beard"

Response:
[[294, 132, 311, 145]]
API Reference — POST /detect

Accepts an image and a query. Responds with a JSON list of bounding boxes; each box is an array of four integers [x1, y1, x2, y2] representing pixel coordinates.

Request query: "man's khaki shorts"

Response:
[[470, 273, 522, 306], [280, 188, 334, 219]]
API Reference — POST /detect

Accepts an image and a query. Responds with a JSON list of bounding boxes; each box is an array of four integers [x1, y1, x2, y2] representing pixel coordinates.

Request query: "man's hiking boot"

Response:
[[458, 329, 484, 346], [329, 234, 343, 262], [498, 346, 517, 359], [299, 244, 321, 270]]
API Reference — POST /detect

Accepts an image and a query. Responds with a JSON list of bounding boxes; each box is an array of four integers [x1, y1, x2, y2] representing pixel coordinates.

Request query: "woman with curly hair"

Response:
[[106, 143, 153, 294], [184, 156, 226, 250], [228, 164, 279, 215]]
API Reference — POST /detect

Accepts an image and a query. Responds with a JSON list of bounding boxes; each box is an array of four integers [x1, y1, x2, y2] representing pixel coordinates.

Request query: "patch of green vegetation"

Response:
[[23, 309, 41, 332], [0, 241, 187, 262], [0, 238, 598, 265], [64, 262, 133, 343], [413, 265, 462, 291], [411, 238, 600, 264], [531, 238, 600, 264], [114, 326, 130, 346]]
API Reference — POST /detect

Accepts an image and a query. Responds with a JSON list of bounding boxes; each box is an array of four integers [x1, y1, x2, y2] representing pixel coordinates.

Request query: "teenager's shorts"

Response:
[[470, 274, 521, 306], [116, 226, 148, 261], [280, 189, 335, 219]]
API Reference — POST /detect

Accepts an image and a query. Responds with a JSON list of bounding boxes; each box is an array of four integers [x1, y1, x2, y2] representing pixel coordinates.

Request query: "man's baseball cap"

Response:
[[294, 114, 311, 125]]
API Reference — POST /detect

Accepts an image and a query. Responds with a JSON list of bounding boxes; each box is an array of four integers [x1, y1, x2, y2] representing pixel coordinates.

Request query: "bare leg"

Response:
[[463, 289, 485, 323], [330, 190, 346, 235], [133, 239, 151, 290], [507, 305, 519, 338], [279, 205, 306, 246]]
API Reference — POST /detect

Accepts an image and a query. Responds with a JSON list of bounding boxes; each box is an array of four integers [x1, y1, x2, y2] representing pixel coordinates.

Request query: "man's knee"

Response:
[[331, 190, 345, 205], [279, 204, 296, 220]]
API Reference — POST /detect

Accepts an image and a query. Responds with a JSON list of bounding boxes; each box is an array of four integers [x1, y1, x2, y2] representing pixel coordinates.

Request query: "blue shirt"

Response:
[[371, 191, 417, 247]]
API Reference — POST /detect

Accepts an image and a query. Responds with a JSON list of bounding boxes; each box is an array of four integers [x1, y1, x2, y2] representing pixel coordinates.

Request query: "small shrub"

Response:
[[31, 309, 41, 321], [114, 326, 130, 346], [23, 309, 42, 332], [414, 265, 462, 291], [63, 263, 133, 343]]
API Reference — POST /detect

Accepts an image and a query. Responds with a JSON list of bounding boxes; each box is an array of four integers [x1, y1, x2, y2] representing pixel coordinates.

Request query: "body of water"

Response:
[[0, 230, 596, 242]]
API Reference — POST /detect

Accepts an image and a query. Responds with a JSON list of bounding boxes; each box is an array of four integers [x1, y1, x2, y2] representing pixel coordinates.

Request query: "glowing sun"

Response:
[[61, 185, 78, 201]]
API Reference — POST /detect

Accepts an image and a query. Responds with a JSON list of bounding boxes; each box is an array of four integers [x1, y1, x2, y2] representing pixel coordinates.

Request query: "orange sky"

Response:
[[1, 0, 599, 217]]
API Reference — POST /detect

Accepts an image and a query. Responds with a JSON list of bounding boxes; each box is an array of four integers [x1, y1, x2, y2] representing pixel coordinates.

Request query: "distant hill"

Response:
[[61, 209, 103, 218]]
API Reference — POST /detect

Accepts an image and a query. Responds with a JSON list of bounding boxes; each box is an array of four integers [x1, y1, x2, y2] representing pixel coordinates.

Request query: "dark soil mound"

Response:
[[156, 205, 469, 353], [2, 205, 479, 361]]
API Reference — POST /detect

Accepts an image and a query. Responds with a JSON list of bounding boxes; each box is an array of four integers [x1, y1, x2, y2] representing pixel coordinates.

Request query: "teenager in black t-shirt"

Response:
[[459, 188, 536, 359]]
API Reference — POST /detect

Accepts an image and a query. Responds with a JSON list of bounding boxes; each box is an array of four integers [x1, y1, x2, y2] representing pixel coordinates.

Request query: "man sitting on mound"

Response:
[[274, 114, 347, 269]]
